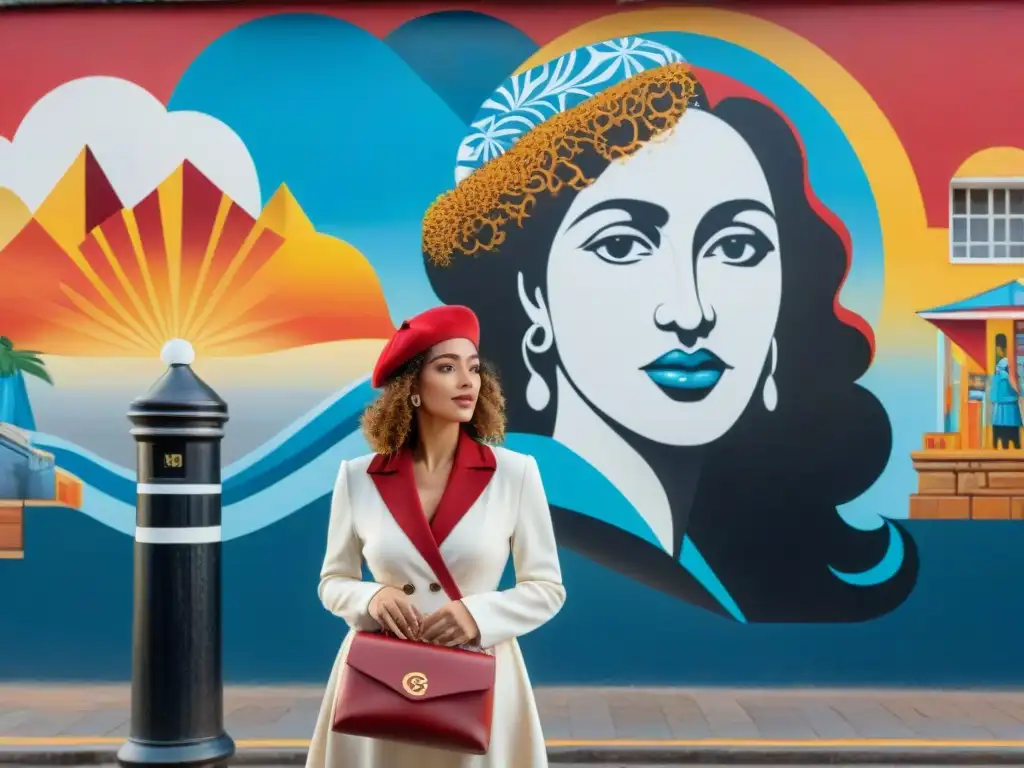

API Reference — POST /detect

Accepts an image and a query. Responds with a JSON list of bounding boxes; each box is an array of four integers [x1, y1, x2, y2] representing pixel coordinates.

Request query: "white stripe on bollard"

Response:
[[135, 526, 222, 544], [136, 483, 222, 495]]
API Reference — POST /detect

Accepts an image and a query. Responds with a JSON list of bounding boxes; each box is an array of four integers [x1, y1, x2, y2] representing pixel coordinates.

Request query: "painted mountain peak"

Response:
[[33, 146, 124, 252], [0, 153, 394, 358]]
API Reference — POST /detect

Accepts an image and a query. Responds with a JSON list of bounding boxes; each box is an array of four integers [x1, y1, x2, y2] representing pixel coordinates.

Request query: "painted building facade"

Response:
[[2, 0, 1024, 685]]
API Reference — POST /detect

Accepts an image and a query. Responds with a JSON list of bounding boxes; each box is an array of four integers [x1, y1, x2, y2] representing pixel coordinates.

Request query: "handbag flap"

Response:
[[347, 633, 495, 702]]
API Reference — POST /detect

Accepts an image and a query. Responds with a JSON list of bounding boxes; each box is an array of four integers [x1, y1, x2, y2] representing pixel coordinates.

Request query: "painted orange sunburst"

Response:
[[0, 147, 395, 357]]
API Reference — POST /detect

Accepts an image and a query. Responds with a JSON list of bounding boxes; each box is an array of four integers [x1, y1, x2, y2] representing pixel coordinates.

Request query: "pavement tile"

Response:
[[228, 706, 297, 741], [883, 699, 994, 740], [992, 700, 1024, 725], [962, 702, 1024, 739], [825, 701, 919, 739], [694, 694, 760, 738], [537, 704, 571, 739], [738, 703, 818, 739], [608, 703, 672, 739], [3, 713, 87, 739], [660, 701, 712, 739], [566, 695, 616, 740], [0, 711, 30, 737], [796, 703, 860, 739], [54, 710, 128, 738], [255, 703, 321, 741]]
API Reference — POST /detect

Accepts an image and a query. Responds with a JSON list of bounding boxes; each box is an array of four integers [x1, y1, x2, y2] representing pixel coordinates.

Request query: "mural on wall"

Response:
[[5, 3, 1024, 683], [422, 36, 914, 622]]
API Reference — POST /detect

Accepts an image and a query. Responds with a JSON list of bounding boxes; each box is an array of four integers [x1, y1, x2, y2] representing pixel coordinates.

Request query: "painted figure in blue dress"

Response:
[[990, 356, 1022, 449], [422, 37, 918, 623]]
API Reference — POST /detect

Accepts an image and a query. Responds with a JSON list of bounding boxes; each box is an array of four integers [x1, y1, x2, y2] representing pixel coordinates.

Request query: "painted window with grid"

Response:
[[950, 186, 1024, 261]]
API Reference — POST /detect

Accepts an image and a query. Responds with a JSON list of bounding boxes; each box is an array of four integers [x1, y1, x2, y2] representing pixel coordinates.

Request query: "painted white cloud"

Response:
[[0, 76, 261, 217]]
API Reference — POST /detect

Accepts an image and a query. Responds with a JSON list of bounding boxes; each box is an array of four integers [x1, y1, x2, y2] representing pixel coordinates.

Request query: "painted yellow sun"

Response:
[[0, 148, 394, 357]]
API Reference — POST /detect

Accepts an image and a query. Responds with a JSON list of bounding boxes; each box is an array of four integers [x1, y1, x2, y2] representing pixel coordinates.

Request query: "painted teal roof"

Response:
[[920, 279, 1024, 314]]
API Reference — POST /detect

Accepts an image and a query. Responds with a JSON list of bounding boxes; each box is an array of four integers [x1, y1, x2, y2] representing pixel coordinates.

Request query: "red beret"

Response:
[[371, 305, 480, 388]]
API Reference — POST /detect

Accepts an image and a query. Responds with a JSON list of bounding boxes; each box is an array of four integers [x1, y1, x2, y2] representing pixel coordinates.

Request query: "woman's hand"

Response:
[[420, 600, 480, 647], [368, 587, 422, 640]]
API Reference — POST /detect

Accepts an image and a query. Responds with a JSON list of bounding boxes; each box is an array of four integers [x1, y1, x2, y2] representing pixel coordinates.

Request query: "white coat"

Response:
[[305, 430, 566, 768]]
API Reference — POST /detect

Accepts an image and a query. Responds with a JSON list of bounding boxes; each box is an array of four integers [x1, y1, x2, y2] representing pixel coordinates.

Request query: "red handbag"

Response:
[[331, 570, 496, 753]]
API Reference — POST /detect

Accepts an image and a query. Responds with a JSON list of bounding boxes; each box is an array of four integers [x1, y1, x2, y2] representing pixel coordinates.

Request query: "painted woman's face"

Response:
[[545, 109, 782, 446]]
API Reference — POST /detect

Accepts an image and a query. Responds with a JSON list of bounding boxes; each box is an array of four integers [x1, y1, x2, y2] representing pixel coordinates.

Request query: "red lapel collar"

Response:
[[431, 430, 496, 546], [366, 431, 496, 597], [367, 449, 436, 571]]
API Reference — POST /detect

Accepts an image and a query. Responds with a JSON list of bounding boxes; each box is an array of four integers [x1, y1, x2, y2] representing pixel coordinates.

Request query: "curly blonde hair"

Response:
[[422, 62, 698, 266], [361, 355, 507, 455]]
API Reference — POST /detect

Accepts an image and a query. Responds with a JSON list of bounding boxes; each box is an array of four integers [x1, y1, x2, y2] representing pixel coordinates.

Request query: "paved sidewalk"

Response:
[[3, 685, 1024, 763]]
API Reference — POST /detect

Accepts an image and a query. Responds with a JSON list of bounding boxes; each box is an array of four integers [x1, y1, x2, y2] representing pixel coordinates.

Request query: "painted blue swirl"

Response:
[[29, 384, 905, 600]]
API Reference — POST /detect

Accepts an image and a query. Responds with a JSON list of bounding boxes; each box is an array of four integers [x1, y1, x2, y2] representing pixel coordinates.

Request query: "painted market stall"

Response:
[[912, 280, 1024, 519]]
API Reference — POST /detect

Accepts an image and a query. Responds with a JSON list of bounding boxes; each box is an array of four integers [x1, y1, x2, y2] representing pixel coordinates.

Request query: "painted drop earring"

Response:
[[516, 272, 554, 411], [762, 338, 778, 412], [522, 324, 552, 411], [410, 394, 421, 408]]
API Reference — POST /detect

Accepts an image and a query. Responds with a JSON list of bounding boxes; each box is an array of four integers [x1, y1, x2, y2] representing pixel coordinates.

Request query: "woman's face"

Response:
[[414, 337, 481, 424], [545, 108, 782, 446]]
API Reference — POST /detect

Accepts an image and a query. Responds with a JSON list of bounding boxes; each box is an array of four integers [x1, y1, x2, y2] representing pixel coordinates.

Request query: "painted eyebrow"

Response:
[[566, 198, 670, 233], [692, 199, 775, 253]]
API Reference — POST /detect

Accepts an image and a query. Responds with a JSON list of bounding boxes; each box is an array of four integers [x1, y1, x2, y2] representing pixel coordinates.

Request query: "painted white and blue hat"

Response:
[[454, 36, 707, 184]]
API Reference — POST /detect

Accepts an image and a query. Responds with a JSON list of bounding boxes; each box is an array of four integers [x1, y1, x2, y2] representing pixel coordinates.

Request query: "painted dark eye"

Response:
[[583, 234, 654, 265], [702, 228, 774, 267]]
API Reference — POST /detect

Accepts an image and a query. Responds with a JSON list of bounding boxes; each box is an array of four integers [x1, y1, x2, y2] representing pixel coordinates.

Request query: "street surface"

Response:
[[7, 684, 1024, 742], [5, 685, 1024, 765]]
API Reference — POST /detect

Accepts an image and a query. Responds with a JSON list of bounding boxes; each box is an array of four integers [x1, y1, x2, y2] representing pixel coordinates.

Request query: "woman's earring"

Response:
[[762, 337, 778, 412], [410, 394, 421, 408], [517, 272, 554, 411]]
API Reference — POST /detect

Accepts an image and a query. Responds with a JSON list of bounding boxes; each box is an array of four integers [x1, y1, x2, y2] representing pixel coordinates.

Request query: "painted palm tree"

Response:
[[0, 336, 52, 430]]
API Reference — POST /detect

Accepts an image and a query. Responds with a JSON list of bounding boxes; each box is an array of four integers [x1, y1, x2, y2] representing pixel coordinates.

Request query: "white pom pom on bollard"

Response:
[[160, 338, 196, 367]]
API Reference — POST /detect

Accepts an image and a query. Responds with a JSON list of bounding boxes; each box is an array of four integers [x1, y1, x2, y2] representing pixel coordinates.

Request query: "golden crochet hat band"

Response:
[[423, 36, 706, 266]]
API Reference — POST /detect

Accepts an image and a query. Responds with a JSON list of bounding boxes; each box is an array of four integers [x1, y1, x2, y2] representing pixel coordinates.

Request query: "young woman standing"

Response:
[[305, 304, 566, 768]]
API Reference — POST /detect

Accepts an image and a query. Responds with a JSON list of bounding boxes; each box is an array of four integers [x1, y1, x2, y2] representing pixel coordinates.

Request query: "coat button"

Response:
[[429, 582, 442, 593], [402, 584, 416, 595]]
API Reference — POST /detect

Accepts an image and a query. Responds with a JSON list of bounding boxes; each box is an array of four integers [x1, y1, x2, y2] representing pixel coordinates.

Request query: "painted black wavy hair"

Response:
[[424, 90, 918, 623]]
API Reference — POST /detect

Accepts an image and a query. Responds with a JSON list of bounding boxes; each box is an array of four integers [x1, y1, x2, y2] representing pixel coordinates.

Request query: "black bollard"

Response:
[[118, 339, 235, 768]]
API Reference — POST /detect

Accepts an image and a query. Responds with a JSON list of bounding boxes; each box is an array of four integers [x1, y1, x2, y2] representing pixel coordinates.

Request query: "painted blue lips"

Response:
[[643, 349, 729, 400]]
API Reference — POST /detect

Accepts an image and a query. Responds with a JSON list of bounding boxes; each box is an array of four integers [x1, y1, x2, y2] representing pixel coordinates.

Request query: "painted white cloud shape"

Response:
[[0, 75, 261, 217]]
